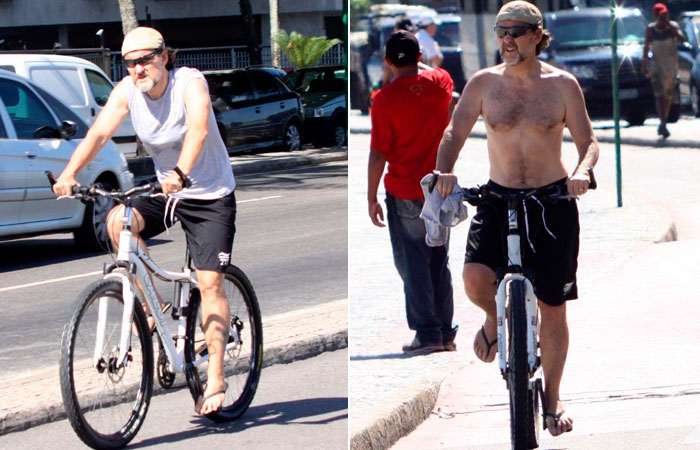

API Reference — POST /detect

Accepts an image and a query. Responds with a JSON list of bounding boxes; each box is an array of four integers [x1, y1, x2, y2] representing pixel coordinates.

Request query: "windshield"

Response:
[[435, 22, 461, 47], [283, 69, 344, 93], [549, 14, 647, 48]]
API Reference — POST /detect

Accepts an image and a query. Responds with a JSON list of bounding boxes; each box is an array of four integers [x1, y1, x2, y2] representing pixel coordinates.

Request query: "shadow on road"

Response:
[[349, 353, 423, 361], [128, 397, 348, 448]]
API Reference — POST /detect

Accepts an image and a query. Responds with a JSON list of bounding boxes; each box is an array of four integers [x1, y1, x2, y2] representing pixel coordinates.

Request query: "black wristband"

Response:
[[173, 166, 191, 188]]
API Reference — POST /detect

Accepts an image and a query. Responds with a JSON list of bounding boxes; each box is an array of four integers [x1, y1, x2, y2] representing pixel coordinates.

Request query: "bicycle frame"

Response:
[[495, 201, 540, 377], [94, 201, 241, 373]]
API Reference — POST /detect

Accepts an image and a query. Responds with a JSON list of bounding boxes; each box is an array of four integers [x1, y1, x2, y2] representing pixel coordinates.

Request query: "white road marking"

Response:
[[0, 271, 102, 293], [238, 195, 283, 204], [1, 195, 284, 293]]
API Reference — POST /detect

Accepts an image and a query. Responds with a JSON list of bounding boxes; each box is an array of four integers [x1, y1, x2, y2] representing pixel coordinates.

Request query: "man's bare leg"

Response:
[[106, 205, 168, 329], [463, 263, 498, 362], [197, 270, 230, 415], [539, 301, 573, 436]]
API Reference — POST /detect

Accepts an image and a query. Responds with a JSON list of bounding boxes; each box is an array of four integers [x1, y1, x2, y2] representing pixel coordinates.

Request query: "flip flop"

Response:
[[475, 325, 497, 362], [194, 382, 228, 415], [544, 410, 573, 435]]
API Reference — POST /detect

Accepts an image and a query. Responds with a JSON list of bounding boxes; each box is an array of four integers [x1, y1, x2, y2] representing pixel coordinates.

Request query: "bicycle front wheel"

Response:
[[506, 279, 537, 450], [59, 279, 154, 449], [185, 264, 263, 422]]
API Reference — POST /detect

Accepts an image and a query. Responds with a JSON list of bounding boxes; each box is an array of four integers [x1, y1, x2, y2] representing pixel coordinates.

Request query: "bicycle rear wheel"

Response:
[[506, 279, 538, 450], [59, 279, 154, 449], [185, 264, 263, 422]]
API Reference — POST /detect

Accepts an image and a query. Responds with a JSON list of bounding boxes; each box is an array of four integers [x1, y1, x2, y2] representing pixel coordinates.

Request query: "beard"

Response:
[[500, 47, 524, 66], [136, 74, 160, 93]]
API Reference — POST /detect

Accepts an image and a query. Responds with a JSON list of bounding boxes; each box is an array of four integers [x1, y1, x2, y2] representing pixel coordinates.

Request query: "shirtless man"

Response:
[[433, 1, 599, 437]]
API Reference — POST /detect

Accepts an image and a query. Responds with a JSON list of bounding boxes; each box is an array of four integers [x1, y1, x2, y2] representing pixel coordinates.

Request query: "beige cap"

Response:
[[496, 1, 543, 25], [121, 27, 165, 56]]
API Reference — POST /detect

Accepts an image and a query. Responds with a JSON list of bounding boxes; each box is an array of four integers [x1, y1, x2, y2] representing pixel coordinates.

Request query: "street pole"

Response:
[[610, 2, 623, 207]]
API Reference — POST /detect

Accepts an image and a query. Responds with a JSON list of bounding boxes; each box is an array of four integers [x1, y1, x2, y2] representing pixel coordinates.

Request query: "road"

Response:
[[0, 348, 348, 450], [368, 133, 700, 449], [0, 162, 348, 379]]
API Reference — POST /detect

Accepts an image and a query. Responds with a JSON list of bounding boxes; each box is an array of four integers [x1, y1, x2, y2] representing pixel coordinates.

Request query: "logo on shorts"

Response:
[[218, 252, 230, 266], [563, 282, 574, 295]]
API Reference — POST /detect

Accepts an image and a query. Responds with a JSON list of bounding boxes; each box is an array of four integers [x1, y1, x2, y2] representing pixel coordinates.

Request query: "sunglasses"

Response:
[[494, 25, 537, 38], [123, 49, 162, 68]]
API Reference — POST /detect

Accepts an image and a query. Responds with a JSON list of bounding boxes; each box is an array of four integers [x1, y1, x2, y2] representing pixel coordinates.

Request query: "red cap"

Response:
[[653, 3, 668, 16]]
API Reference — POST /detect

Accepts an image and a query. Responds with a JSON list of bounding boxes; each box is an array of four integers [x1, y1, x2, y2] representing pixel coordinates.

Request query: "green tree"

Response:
[[274, 30, 342, 68]]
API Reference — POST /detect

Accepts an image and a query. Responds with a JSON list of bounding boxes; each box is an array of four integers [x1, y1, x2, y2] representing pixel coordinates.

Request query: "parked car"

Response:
[[434, 13, 467, 93], [202, 68, 304, 153], [537, 7, 682, 125], [0, 69, 134, 249], [678, 11, 700, 116], [283, 65, 347, 147], [0, 54, 138, 155]]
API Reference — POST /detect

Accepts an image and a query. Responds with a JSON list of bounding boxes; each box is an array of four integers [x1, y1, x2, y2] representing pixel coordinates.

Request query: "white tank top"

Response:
[[126, 67, 236, 199]]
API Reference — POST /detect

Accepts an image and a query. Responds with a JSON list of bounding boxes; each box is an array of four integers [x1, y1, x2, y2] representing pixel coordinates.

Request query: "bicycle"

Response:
[[431, 172, 595, 450], [48, 173, 263, 449]]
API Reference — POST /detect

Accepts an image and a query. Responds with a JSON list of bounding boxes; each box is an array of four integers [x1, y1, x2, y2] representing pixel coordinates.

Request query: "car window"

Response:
[[85, 70, 113, 107], [206, 72, 254, 106], [0, 79, 58, 139], [295, 70, 344, 93], [29, 68, 86, 107], [251, 72, 280, 98], [692, 18, 700, 47], [32, 84, 89, 139], [0, 112, 8, 138], [549, 14, 647, 48]]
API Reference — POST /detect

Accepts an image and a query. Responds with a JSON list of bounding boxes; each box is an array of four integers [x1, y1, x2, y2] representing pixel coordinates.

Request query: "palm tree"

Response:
[[117, 0, 139, 35], [269, 0, 280, 67], [274, 30, 342, 68]]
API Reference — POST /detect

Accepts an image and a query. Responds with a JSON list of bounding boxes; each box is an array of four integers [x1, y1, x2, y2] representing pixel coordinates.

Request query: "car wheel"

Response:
[[332, 122, 346, 146], [74, 179, 115, 251], [284, 122, 301, 151], [692, 83, 700, 118], [625, 109, 646, 126]]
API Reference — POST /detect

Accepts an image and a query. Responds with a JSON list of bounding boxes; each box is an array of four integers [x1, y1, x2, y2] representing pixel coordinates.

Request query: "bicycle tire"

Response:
[[507, 279, 535, 450], [59, 279, 154, 449], [185, 264, 263, 422]]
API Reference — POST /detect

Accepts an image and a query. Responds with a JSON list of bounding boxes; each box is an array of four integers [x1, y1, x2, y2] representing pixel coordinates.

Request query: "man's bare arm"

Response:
[[562, 74, 599, 194], [434, 71, 484, 196], [368, 150, 387, 227], [53, 80, 130, 195]]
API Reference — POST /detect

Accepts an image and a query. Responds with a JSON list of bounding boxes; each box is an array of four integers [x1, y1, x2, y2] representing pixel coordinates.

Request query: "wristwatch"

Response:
[[173, 166, 192, 188], [578, 166, 597, 190]]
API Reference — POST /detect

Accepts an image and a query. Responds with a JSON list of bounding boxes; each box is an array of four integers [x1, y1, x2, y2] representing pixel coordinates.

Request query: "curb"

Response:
[[352, 126, 700, 150], [350, 380, 441, 450], [127, 147, 348, 182], [0, 329, 347, 436]]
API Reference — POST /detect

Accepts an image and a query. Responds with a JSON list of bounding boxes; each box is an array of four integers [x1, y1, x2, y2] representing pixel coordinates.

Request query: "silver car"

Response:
[[0, 70, 133, 250]]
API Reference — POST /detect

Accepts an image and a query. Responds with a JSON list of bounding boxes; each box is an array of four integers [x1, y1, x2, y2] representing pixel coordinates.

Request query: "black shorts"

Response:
[[464, 178, 579, 306], [132, 191, 236, 272]]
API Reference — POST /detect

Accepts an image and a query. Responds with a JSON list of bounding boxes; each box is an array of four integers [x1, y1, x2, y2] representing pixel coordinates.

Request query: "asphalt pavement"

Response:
[[0, 145, 348, 437], [0, 349, 348, 450], [348, 111, 700, 449]]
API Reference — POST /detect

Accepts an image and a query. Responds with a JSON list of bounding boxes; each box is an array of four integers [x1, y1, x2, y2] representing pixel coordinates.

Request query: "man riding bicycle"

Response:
[[53, 27, 235, 416], [432, 1, 599, 437]]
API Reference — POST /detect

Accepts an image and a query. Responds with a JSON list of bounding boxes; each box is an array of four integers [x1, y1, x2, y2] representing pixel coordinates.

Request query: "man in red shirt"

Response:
[[367, 30, 456, 355]]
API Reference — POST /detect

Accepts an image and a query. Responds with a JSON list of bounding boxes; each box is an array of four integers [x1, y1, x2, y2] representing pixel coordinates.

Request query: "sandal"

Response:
[[194, 382, 228, 415], [474, 325, 497, 362]]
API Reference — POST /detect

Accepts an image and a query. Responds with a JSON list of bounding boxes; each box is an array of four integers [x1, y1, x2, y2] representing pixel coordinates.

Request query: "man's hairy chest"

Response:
[[482, 80, 565, 132]]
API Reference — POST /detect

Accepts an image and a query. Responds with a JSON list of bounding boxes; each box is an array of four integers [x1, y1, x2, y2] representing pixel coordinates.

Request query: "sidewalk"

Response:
[[0, 298, 347, 436], [347, 123, 677, 450], [350, 110, 700, 149], [0, 146, 348, 437], [128, 145, 349, 182]]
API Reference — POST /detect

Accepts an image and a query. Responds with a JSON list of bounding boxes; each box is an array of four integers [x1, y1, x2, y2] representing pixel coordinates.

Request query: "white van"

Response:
[[0, 54, 137, 155]]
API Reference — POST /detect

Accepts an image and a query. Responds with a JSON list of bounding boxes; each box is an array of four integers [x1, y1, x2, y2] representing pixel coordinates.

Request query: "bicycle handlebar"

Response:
[[46, 171, 162, 200], [428, 169, 597, 206]]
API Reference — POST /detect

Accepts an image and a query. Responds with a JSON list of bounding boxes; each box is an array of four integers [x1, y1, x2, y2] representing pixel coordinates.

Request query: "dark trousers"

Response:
[[385, 193, 456, 345]]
